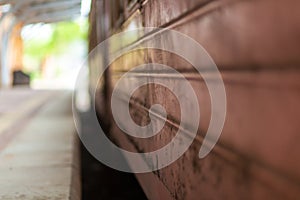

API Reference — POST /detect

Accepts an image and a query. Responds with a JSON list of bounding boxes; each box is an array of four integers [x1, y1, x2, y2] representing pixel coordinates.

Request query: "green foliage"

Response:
[[24, 19, 88, 62]]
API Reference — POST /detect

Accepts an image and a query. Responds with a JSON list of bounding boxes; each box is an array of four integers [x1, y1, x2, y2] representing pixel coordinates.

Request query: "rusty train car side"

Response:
[[88, 0, 300, 199]]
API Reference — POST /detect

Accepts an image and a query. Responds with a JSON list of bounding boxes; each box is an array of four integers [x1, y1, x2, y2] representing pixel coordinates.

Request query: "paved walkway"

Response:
[[0, 89, 80, 200]]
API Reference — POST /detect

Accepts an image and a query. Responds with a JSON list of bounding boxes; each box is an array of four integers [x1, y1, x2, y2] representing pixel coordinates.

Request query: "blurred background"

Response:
[[0, 0, 90, 89], [0, 1, 146, 200], [21, 19, 88, 89]]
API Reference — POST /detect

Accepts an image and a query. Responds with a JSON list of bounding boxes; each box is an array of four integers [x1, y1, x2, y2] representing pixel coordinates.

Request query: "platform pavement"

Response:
[[0, 89, 80, 200]]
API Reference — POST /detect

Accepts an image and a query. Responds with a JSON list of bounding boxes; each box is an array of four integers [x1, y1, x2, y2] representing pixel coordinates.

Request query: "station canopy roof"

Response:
[[0, 0, 82, 24]]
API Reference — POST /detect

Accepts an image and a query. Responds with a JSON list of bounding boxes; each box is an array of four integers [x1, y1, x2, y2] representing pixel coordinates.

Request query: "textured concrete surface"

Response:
[[0, 89, 80, 200]]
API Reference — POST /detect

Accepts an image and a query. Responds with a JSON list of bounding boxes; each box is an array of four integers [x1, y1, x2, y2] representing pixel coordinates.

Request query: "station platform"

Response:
[[0, 89, 80, 200]]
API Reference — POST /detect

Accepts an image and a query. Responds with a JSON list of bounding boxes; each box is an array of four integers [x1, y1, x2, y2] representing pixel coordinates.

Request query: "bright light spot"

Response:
[[81, 0, 91, 17], [1, 4, 11, 13], [128, 21, 138, 31], [21, 23, 54, 42]]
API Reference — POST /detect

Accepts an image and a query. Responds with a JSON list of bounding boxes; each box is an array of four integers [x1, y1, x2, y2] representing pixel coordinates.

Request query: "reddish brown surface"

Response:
[[89, 0, 300, 199]]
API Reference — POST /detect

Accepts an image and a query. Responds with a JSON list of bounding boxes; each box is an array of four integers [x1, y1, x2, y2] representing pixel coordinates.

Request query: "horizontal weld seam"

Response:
[[113, 92, 300, 190]]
